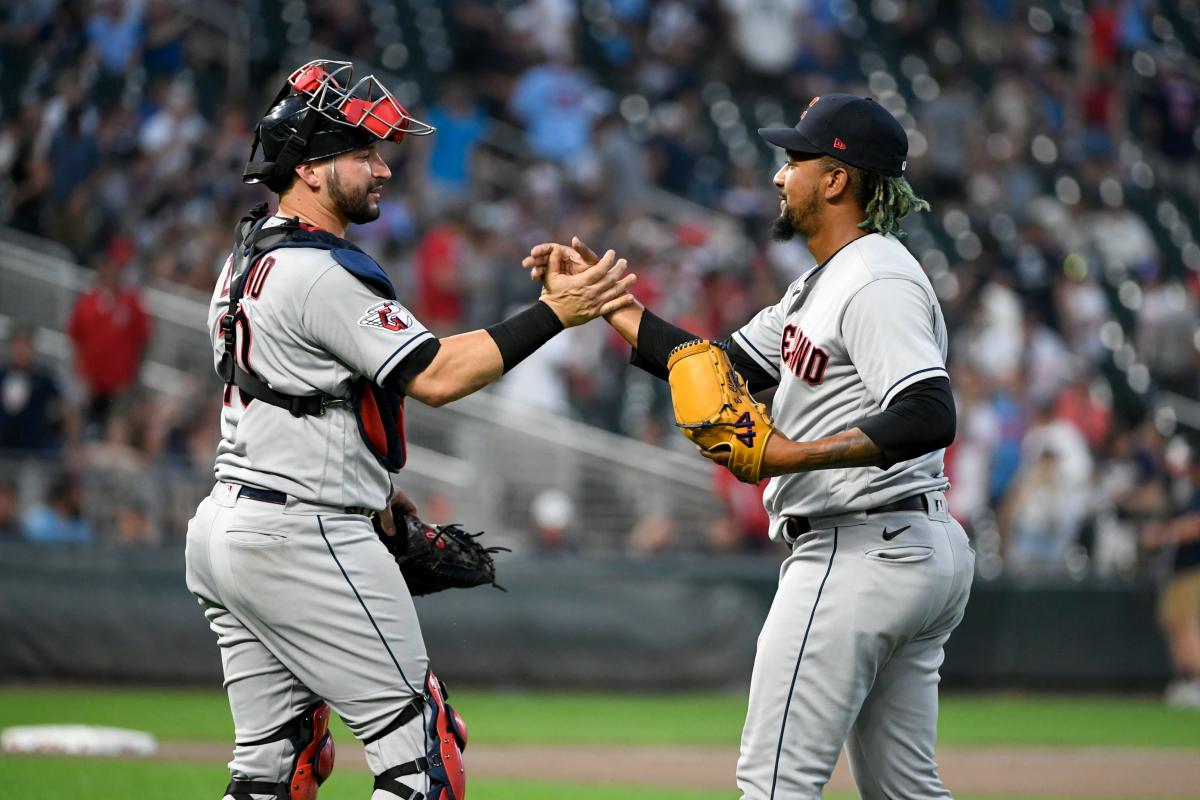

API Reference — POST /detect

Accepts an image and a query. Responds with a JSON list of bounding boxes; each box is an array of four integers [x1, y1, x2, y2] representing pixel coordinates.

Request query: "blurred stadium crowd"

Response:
[[0, 0, 1199, 583]]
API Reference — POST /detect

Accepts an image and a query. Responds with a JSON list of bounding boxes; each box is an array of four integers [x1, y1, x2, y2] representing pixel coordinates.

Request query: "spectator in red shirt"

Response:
[[66, 247, 152, 430], [1053, 374, 1113, 453], [413, 217, 466, 334]]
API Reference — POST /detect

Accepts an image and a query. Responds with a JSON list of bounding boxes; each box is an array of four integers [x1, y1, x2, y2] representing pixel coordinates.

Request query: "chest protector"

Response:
[[220, 203, 408, 471]]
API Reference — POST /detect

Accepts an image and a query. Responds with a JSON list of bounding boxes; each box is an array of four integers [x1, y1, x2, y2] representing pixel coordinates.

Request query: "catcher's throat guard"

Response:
[[667, 340, 776, 484], [225, 702, 335, 800], [373, 670, 468, 800]]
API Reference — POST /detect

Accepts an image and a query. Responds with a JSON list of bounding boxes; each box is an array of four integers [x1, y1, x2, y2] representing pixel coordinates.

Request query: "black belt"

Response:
[[786, 494, 929, 539], [236, 485, 374, 517]]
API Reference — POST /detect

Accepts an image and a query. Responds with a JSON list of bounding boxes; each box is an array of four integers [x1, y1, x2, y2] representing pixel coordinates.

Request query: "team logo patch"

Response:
[[359, 300, 413, 332]]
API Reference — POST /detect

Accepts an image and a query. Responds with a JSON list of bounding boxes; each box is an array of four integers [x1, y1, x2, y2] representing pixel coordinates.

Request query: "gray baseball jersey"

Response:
[[727, 233, 973, 800], [731, 232, 950, 536], [206, 217, 434, 511]]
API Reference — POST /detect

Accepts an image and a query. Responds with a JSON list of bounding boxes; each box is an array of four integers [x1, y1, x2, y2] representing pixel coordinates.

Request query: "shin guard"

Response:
[[373, 670, 468, 800], [226, 702, 335, 800]]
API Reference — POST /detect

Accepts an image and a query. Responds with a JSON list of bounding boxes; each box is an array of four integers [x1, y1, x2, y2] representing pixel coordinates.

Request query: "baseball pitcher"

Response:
[[527, 94, 973, 799]]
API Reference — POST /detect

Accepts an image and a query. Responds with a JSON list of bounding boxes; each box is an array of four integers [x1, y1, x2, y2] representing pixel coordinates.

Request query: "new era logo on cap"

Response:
[[758, 94, 909, 177]]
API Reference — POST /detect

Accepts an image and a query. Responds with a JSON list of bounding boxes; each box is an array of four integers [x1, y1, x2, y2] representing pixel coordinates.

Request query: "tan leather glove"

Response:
[[667, 340, 775, 484]]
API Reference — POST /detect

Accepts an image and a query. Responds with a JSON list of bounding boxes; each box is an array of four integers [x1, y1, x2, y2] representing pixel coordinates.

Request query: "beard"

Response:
[[770, 188, 819, 242], [329, 170, 381, 225], [770, 211, 799, 242]]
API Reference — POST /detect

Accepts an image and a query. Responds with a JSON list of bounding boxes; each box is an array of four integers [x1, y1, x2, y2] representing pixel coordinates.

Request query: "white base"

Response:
[[1, 725, 159, 757]]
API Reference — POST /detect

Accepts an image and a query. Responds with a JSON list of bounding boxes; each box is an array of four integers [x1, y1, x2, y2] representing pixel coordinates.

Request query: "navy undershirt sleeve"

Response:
[[629, 309, 779, 394], [856, 376, 956, 468], [383, 338, 441, 394]]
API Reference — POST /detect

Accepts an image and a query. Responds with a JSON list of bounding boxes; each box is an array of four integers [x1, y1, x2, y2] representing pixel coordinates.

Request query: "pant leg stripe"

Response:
[[769, 527, 839, 800], [318, 516, 421, 697]]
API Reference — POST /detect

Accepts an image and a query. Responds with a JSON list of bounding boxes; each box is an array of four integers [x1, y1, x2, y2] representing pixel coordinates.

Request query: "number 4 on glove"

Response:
[[667, 340, 776, 484]]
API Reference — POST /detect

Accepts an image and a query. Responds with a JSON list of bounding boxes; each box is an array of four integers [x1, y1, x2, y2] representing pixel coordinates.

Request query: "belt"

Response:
[[786, 494, 928, 539], [236, 485, 374, 517]]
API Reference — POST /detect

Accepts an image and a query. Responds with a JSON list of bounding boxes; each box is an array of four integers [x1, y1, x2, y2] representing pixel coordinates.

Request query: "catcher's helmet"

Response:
[[244, 60, 435, 192]]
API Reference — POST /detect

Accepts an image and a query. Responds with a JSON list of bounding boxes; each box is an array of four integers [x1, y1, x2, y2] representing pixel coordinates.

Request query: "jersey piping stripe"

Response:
[[317, 516, 422, 698], [373, 330, 434, 384], [768, 527, 838, 800], [880, 366, 948, 409], [734, 330, 780, 378]]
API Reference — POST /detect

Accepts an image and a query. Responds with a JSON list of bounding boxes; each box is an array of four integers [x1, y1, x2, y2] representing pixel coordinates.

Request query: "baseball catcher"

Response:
[[186, 58, 635, 800]]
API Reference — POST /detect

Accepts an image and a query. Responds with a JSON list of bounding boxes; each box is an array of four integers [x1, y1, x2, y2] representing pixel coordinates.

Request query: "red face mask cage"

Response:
[[287, 59, 435, 143]]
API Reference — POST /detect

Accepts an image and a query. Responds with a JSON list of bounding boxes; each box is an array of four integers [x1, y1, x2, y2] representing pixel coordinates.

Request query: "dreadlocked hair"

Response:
[[816, 156, 930, 238]]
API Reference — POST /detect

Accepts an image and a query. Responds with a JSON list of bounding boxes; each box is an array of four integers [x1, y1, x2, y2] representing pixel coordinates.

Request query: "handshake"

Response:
[[520, 236, 777, 485], [519, 237, 641, 327]]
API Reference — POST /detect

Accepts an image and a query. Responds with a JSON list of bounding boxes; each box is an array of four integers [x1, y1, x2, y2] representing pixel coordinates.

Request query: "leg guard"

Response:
[[373, 670, 468, 800], [227, 702, 335, 800]]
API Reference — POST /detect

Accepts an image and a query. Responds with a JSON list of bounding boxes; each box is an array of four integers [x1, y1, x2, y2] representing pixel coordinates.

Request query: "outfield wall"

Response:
[[0, 543, 1171, 690]]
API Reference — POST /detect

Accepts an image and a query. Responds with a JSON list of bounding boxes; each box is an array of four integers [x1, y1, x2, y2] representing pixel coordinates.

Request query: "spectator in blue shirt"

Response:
[[23, 473, 93, 545], [85, 0, 144, 75], [509, 54, 603, 163], [425, 79, 489, 210]]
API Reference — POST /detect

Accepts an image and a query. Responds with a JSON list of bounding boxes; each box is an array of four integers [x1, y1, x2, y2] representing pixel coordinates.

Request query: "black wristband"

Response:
[[485, 301, 565, 373], [628, 309, 697, 379]]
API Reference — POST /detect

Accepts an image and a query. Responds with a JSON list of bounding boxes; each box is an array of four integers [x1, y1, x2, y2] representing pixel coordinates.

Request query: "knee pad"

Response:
[[227, 702, 335, 800], [372, 670, 468, 800]]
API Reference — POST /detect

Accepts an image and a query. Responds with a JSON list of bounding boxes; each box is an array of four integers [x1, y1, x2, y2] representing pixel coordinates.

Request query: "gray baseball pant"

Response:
[[186, 482, 430, 799], [737, 491, 974, 799]]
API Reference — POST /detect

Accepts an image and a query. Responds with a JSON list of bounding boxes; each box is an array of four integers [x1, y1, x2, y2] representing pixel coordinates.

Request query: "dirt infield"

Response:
[[155, 741, 1200, 797]]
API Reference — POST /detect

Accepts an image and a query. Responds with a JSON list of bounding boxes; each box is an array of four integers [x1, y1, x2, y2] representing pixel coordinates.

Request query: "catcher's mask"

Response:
[[244, 60, 435, 192]]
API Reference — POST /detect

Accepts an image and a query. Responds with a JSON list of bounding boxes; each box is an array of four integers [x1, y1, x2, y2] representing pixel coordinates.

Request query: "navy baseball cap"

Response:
[[758, 94, 908, 177]]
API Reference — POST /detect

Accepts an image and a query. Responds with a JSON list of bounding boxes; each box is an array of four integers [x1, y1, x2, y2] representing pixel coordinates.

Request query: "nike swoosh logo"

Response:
[[882, 525, 911, 541]]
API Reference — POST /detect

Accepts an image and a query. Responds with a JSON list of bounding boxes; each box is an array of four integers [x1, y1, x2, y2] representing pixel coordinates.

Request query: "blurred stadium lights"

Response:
[[1118, 281, 1143, 311], [1031, 135, 1058, 165], [1055, 176, 1081, 206], [1155, 404, 1179, 438], [899, 55, 928, 80]]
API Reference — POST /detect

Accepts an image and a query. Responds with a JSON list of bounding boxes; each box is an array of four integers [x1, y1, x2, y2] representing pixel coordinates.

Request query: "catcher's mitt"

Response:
[[667, 339, 775, 484], [375, 513, 508, 596]]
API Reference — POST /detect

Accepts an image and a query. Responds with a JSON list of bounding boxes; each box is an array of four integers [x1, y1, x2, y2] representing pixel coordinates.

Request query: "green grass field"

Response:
[[3, 686, 1198, 748], [2, 687, 1197, 800], [0, 756, 1159, 800]]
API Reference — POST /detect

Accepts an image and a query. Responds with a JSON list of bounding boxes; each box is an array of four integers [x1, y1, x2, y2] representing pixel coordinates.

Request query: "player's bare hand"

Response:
[[391, 487, 418, 516], [376, 489, 420, 537], [522, 236, 600, 282], [698, 445, 731, 467], [700, 435, 794, 481], [375, 506, 397, 537], [540, 247, 637, 327], [375, 488, 418, 538]]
